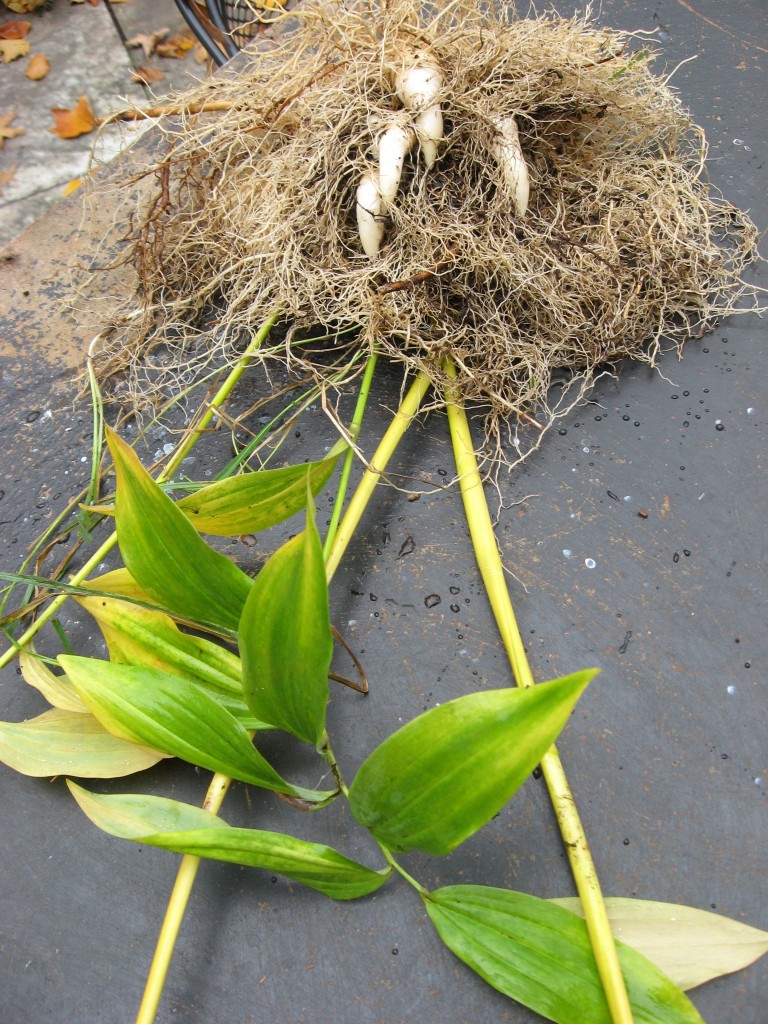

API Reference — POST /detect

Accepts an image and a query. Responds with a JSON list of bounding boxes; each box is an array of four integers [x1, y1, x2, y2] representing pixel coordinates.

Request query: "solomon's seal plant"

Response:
[[1, 1, 766, 1022]]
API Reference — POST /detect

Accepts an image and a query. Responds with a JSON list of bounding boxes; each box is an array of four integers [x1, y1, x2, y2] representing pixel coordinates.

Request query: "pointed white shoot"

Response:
[[378, 120, 415, 210], [356, 174, 385, 258], [491, 114, 529, 217], [414, 104, 443, 168]]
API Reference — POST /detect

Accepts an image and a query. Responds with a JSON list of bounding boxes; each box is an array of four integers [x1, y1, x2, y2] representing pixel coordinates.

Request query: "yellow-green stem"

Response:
[[134, 773, 234, 1024], [0, 316, 278, 674], [443, 357, 633, 1024], [324, 371, 432, 581], [138, 367, 431, 1023], [323, 350, 379, 560]]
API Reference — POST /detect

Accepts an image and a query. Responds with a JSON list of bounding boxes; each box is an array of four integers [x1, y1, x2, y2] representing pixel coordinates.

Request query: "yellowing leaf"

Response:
[[0, 708, 167, 778], [0, 39, 30, 63], [20, 650, 87, 713], [25, 53, 49, 80], [50, 95, 96, 139], [551, 897, 768, 992], [82, 566, 150, 601]]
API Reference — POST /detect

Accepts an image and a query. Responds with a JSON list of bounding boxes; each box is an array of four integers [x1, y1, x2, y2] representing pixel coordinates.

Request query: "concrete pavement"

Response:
[[0, 0, 211, 247]]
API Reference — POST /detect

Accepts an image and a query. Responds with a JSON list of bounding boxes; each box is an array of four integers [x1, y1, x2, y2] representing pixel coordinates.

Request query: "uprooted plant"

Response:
[[2, 1, 767, 1022]]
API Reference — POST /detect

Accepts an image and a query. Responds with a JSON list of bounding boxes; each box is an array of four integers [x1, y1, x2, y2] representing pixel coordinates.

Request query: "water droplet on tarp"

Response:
[[726, 685, 737, 695], [562, 549, 573, 559], [424, 594, 441, 609], [584, 558, 596, 569]]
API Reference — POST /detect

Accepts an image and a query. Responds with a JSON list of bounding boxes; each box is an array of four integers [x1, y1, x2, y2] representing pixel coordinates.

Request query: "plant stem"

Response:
[[161, 314, 280, 479], [377, 843, 428, 895], [138, 367, 431, 1022], [0, 316, 278, 674], [443, 357, 634, 1024], [324, 370, 432, 581], [135, 773, 234, 1024], [323, 350, 379, 560]]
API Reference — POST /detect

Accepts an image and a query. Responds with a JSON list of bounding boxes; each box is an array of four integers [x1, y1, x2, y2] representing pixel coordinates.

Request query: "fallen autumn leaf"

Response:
[[0, 38, 30, 62], [0, 111, 24, 147], [25, 53, 49, 80], [126, 28, 169, 62], [0, 162, 18, 193], [132, 64, 165, 86], [155, 30, 196, 60], [50, 96, 96, 139], [0, 20, 30, 39]]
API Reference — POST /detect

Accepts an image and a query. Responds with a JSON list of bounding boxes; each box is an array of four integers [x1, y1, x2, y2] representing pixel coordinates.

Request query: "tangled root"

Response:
[[85, 0, 759, 458]]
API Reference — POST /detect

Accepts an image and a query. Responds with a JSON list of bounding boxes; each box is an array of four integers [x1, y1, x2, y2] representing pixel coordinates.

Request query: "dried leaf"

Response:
[[63, 176, 84, 196], [0, 21, 31, 40], [0, 162, 18, 193], [126, 28, 168, 62], [156, 30, 196, 60], [25, 53, 49, 80], [0, 39, 30, 62], [132, 63, 165, 85], [49, 96, 96, 139], [3, 1, 44, 13], [551, 897, 768, 992], [193, 43, 210, 65], [0, 111, 24, 147]]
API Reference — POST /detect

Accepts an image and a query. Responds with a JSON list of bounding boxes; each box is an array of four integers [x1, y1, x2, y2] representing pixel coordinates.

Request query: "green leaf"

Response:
[[20, 650, 86, 713], [68, 784, 391, 900], [60, 656, 334, 804], [106, 426, 252, 632], [551, 897, 768, 992], [423, 886, 705, 1024], [240, 494, 332, 746], [176, 455, 340, 536], [348, 670, 595, 854], [0, 708, 166, 778], [76, 585, 271, 731]]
